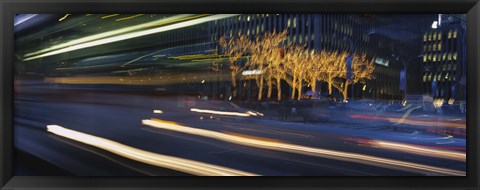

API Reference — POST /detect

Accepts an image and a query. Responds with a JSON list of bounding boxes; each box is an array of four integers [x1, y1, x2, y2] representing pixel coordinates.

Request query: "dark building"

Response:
[[421, 14, 466, 101], [209, 14, 435, 100]]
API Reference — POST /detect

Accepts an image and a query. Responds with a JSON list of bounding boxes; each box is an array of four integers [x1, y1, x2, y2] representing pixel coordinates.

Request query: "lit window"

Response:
[[438, 31, 442, 40], [247, 16, 250, 21], [448, 52, 452, 61], [428, 33, 432, 41], [299, 34, 303, 43], [433, 43, 437, 51], [293, 18, 297, 28], [442, 52, 447, 61], [287, 19, 291, 27], [438, 43, 442, 51], [423, 45, 427, 51], [433, 32, 437, 41], [453, 52, 458, 60], [453, 29, 458, 38], [423, 54, 427, 62], [423, 73, 427, 82], [448, 30, 452, 39], [433, 54, 437, 62], [437, 74, 442, 81], [428, 73, 432, 81], [423, 33, 427, 42], [428, 53, 432, 61]]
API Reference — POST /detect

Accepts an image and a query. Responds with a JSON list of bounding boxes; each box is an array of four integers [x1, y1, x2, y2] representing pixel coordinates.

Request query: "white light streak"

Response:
[[142, 119, 465, 176], [46, 124, 257, 176], [190, 108, 255, 117], [24, 14, 195, 58], [23, 14, 239, 61], [14, 14, 38, 26]]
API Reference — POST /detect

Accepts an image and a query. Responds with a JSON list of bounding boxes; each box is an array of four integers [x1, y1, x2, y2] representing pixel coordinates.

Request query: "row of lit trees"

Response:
[[218, 30, 375, 101]]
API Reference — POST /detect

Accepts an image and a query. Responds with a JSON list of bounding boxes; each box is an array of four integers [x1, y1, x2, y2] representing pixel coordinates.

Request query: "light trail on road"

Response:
[[342, 137, 465, 161], [372, 140, 465, 162], [190, 108, 258, 117], [142, 119, 465, 176], [46, 125, 259, 176]]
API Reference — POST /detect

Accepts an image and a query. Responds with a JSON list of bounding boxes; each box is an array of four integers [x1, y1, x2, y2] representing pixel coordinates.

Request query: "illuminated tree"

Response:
[[330, 52, 375, 101], [219, 35, 251, 98], [318, 51, 349, 96], [283, 46, 310, 100]]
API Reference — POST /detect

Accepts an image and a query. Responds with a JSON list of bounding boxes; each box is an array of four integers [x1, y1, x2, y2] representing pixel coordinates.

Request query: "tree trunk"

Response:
[[231, 71, 237, 97], [291, 75, 297, 100], [343, 81, 349, 101], [258, 76, 264, 100], [328, 78, 333, 95], [311, 76, 317, 92], [297, 78, 303, 100], [267, 78, 273, 99], [277, 77, 282, 101]]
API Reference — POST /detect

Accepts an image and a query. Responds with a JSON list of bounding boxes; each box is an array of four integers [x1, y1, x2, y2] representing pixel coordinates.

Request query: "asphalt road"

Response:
[[13, 82, 466, 176]]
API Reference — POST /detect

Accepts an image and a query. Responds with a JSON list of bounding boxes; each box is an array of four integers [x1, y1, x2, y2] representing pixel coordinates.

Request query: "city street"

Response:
[[14, 81, 466, 176]]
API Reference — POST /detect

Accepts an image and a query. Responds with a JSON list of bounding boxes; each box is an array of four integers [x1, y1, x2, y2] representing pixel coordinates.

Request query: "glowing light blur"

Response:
[[23, 14, 239, 61], [372, 140, 465, 162], [342, 137, 465, 161], [14, 14, 38, 26], [153, 110, 163, 114], [23, 14, 196, 58], [58, 14, 71, 22], [46, 125, 258, 176], [190, 108, 260, 117], [142, 119, 465, 176], [349, 114, 466, 129]]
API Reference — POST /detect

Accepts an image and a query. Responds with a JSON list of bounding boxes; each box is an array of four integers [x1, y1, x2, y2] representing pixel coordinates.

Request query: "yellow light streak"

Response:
[[101, 14, 120, 19], [23, 14, 197, 59], [371, 140, 465, 162], [116, 14, 144, 21], [393, 106, 422, 125], [148, 14, 210, 27], [142, 119, 465, 176], [46, 125, 258, 176], [59, 14, 71, 22], [44, 73, 231, 85], [24, 14, 238, 61]]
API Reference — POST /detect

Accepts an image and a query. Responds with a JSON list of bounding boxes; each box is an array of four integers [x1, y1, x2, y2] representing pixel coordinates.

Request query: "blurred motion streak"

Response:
[[44, 73, 231, 85], [342, 138, 465, 161], [23, 14, 239, 61], [142, 119, 465, 176], [46, 125, 259, 176], [23, 14, 197, 58], [190, 108, 256, 117], [349, 114, 465, 129], [373, 140, 465, 161]]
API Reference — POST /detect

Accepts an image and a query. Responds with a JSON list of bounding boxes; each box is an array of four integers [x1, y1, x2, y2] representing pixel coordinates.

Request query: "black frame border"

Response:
[[1, 0, 479, 189]]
